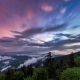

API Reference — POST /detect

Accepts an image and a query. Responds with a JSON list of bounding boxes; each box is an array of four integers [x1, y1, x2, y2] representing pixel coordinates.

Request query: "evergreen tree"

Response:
[[0, 72, 5, 80], [68, 52, 75, 67], [59, 59, 68, 72], [5, 69, 24, 80], [44, 52, 57, 79], [5, 69, 15, 80], [12, 70, 24, 80], [32, 68, 47, 80], [74, 56, 80, 67], [21, 65, 33, 78], [44, 52, 53, 67]]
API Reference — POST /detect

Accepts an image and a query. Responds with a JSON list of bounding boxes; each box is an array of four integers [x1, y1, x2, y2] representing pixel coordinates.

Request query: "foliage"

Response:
[[60, 67, 80, 80], [44, 52, 57, 79], [5, 70, 24, 80], [24, 77, 33, 80], [0, 73, 5, 80], [74, 56, 80, 67], [68, 53, 75, 67], [21, 65, 33, 78], [5, 69, 15, 80], [0, 52, 80, 80], [12, 70, 24, 80], [32, 68, 47, 80]]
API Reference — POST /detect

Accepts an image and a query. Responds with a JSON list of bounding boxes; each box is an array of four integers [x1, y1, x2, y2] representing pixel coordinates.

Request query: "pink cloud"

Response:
[[0, 15, 26, 37], [41, 4, 54, 12]]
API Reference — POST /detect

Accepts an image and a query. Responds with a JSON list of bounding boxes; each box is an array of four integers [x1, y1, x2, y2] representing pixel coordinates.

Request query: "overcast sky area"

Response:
[[0, 0, 80, 55]]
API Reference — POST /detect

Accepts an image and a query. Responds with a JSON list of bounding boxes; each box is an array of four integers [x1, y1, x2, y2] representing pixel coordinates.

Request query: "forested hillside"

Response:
[[0, 51, 80, 80]]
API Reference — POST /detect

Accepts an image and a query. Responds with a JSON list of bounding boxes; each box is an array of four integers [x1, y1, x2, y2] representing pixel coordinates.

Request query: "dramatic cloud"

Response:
[[0, 0, 80, 54], [16, 23, 67, 38]]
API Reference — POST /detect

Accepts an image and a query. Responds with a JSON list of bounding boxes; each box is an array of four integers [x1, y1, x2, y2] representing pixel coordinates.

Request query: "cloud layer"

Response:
[[0, 0, 80, 54]]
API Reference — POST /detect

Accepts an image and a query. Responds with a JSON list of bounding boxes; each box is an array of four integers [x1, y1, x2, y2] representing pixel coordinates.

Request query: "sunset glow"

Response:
[[0, 0, 80, 54]]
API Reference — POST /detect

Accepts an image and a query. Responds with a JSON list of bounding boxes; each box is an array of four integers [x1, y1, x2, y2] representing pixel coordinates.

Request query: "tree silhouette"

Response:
[[21, 65, 33, 78], [5, 69, 15, 80], [68, 52, 75, 67], [5, 69, 24, 80], [59, 59, 68, 72], [44, 52, 57, 79], [74, 56, 80, 67], [0, 72, 5, 80]]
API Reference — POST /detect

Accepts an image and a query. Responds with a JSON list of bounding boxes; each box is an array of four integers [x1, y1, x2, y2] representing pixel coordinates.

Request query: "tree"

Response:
[[12, 70, 24, 80], [5, 69, 24, 80], [74, 56, 80, 67], [5, 69, 15, 80], [24, 77, 33, 80], [21, 65, 33, 78], [44, 52, 57, 79], [59, 59, 68, 72], [60, 67, 80, 80], [32, 68, 47, 80], [0, 72, 5, 80], [68, 52, 75, 67], [44, 52, 53, 68]]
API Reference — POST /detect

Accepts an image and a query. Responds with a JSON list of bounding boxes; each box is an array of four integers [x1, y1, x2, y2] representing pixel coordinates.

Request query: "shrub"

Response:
[[0, 73, 5, 80], [24, 77, 33, 80], [5, 70, 24, 80], [60, 67, 80, 80], [74, 56, 80, 67], [32, 68, 47, 80], [21, 65, 33, 78], [12, 71, 24, 80]]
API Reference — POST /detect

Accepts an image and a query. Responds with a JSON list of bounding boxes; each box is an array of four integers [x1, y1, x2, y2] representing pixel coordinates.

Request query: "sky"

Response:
[[0, 0, 80, 55]]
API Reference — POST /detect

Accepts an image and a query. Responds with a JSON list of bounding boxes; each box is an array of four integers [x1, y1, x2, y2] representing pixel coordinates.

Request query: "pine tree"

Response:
[[59, 59, 68, 72], [5, 69, 24, 80], [5, 69, 14, 80], [44, 52, 57, 79], [68, 52, 75, 67], [21, 65, 33, 78], [32, 68, 47, 80]]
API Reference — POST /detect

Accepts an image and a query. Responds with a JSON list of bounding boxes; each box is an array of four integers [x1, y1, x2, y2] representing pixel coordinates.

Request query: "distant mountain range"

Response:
[[0, 51, 80, 72], [0, 55, 31, 71], [0, 51, 48, 72]]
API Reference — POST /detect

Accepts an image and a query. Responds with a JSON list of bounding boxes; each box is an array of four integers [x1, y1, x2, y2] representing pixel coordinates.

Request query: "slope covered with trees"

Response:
[[0, 51, 80, 80]]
